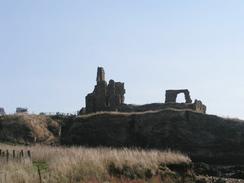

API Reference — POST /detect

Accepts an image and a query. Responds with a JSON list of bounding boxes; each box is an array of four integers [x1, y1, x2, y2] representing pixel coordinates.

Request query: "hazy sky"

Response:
[[0, 0, 244, 118]]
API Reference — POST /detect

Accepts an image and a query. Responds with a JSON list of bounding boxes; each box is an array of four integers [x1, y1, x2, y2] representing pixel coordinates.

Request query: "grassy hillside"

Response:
[[1, 109, 244, 165], [1, 111, 244, 182], [0, 115, 60, 144], [61, 109, 244, 164]]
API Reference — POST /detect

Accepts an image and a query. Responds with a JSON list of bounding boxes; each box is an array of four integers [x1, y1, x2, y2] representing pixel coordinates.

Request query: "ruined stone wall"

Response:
[[117, 89, 206, 114], [118, 102, 206, 114], [106, 80, 126, 110], [192, 100, 207, 113], [107, 80, 116, 108], [94, 80, 108, 111], [164, 89, 206, 113], [85, 93, 95, 113], [165, 89, 192, 103], [96, 67, 105, 83], [83, 68, 206, 114], [85, 67, 125, 113]]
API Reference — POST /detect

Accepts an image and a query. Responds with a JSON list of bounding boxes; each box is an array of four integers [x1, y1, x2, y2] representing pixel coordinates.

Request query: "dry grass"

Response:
[[78, 108, 196, 119], [0, 144, 190, 183], [0, 114, 60, 144]]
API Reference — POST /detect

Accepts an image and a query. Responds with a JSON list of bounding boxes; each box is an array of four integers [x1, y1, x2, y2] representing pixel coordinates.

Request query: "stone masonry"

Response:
[[165, 89, 192, 103], [165, 89, 206, 113], [81, 67, 206, 114], [85, 67, 126, 113]]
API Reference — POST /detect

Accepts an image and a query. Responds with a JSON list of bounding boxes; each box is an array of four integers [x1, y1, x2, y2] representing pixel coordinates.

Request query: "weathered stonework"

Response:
[[0, 108, 5, 115], [192, 100, 207, 113], [81, 67, 206, 114], [96, 67, 105, 82], [85, 67, 125, 113], [165, 89, 192, 103], [164, 89, 206, 113]]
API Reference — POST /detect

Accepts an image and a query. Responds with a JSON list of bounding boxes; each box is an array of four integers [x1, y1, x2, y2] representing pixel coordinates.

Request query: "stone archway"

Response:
[[165, 89, 192, 103]]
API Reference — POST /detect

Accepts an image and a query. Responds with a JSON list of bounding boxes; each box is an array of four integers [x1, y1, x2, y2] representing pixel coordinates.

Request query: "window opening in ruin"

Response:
[[176, 93, 186, 103]]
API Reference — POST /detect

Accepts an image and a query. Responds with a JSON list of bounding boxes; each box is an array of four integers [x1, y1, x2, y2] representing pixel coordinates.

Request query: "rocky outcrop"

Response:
[[61, 109, 244, 164], [0, 115, 60, 144]]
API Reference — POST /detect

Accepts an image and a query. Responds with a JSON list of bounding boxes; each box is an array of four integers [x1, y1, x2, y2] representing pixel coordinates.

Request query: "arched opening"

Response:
[[176, 93, 186, 103]]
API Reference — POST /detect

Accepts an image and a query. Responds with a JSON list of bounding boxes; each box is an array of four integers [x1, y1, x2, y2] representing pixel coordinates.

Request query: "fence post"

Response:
[[20, 150, 24, 158], [6, 150, 9, 162], [13, 150, 16, 159], [37, 166, 42, 183], [27, 150, 31, 159], [0, 149, 32, 161]]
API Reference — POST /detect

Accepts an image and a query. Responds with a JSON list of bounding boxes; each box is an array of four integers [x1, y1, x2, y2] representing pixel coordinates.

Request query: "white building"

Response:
[[0, 108, 5, 115], [16, 107, 28, 114]]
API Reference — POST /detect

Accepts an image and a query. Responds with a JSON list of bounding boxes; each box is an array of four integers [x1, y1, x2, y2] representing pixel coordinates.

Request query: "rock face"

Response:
[[0, 115, 60, 144], [61, 109, 244, 164], [85, 67, 126, 113]]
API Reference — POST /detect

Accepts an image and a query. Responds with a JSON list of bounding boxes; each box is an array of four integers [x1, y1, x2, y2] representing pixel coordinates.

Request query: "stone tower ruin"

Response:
[[85, 67, 126, 113], [96, 67, 105, 83]]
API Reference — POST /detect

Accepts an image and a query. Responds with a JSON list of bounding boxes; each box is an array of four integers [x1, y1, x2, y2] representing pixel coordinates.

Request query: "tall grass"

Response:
[[0, 144, 190, 183]]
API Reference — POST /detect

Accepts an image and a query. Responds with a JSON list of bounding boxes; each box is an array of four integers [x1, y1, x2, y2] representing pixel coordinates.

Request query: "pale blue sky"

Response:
[[0, 0, 244, 118]]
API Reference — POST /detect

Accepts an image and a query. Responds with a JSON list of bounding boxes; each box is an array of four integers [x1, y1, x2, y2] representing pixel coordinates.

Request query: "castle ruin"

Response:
[[85, 67, 126, 113], [165, 89, 192, 103], [164, 89, 206, 113], [81, 67, 206, 114]]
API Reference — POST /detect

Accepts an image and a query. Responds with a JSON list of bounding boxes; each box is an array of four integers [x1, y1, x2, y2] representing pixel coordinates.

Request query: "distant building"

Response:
[[0, 108, 5, 115], [16, 107, 28, 114]]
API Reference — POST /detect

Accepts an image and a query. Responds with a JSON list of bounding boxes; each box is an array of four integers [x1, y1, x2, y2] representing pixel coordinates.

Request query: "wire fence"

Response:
[[0, 149, 31, 162]]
